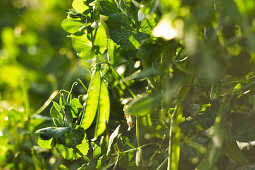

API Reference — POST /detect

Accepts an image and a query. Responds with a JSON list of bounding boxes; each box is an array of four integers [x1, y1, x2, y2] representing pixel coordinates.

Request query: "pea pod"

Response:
[[81, 69, 101, 130], [94, 80, 110, 138]]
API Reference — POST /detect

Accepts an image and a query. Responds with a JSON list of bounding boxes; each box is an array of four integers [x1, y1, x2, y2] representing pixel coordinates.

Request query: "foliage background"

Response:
[[1, 0, 255, 169], [0, 0, 85, 169]]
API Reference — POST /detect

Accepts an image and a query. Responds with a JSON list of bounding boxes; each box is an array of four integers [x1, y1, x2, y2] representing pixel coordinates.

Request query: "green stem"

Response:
[[76, 148, 90, 162], [78, 78, 88, 92], [118, 143, 156, 154], [33, 90, 58, 115], [167, 105, 178, 170], [136, 116, 140, 146], [156, 157, 168, 170]]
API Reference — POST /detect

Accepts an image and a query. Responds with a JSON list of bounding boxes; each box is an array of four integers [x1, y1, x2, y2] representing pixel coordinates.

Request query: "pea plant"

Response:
[[36, 0, 255, 169]]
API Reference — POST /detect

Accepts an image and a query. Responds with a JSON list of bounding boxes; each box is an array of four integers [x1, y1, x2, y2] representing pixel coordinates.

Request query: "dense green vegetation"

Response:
[[1, 0, 255, 169]]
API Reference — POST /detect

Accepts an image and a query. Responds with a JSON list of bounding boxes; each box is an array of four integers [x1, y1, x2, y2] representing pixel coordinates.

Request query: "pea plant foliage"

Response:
[[36, 0, 255, 169]]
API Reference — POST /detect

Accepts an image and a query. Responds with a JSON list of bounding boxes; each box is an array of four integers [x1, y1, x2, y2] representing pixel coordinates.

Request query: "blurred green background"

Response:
[[0, 0, 89, 168], [0, 0, 76, 108]]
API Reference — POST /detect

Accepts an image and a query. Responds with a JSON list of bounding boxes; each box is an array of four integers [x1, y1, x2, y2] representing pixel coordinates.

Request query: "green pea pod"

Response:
[[94, 80, 110, 138], [81, 69, 101, 130]]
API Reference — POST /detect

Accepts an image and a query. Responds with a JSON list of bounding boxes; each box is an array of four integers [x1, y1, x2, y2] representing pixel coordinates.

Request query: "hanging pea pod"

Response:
[[81, 69, 101, 130], [94, 80, 110, 138]]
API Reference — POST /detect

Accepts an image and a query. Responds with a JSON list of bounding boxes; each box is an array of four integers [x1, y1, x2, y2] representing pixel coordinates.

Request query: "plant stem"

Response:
[[136, 116, 140, 146], [78, 78, 88, 92], [167, 105, 178, 170], [33, 90, 58, 115], [156, 157, 168, 170], [76, 149, 90, 162]]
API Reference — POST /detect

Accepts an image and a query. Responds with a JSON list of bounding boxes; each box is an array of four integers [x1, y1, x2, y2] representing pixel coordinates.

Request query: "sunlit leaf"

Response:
[[72, 0, 89, 13], [50, 102, 63, 127], [37, 138, 53, 149], [107, 39, 117, 65], [91, 142, 101, 158], [70, 34, 95, 59], [70, 98, 83, 117], [94, 21, 108, 54], [55, 144, 78, 160], [61, 18, 85, 33], [76, 134, 89, 156], [71, 98, 83, 108]]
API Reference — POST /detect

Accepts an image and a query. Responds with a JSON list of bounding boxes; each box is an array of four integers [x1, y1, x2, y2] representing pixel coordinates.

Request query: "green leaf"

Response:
[[225, 133, 249, 165], [61, 18, 85, 33], [94, 21, 108, 54], [124, 67, 159, 81], [99, 0, 118, 16], [99, 0, 149, 50], [64, 105, 73, 127], [71, 98, 83, 108], [127, 93, 162, 116], [37, 138, 53, 149], [70, 98, 82, 116], [50, 102, 64, 126], [35, 127, 71, 140], [76, 135, 89, 156], [65, 128, 85, 148], [50, 103, 59, 119], [107, 39, 117, 65], [52, 101, 62, 113], [70, 33, 95, 59], [140, 14, 157, 34], [55, 144, 78, 160], [91, 142, 101, 159], [110, 29, 149, 50], [232, 115, 255, 142], [59, 93, 67, 106], [54, 129, 89, 160], [72, 0, 89, 13], [94, 80, 110, 138], [81, 69, 101, 130]]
